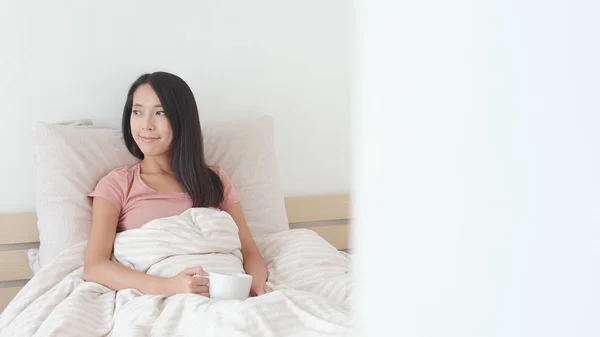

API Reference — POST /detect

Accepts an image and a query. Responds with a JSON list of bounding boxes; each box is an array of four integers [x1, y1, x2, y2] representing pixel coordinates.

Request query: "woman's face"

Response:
[[130, 83, 173, 157]]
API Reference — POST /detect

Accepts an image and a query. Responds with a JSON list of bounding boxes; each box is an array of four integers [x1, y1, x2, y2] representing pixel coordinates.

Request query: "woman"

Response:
[[83, 71, 272, 297]]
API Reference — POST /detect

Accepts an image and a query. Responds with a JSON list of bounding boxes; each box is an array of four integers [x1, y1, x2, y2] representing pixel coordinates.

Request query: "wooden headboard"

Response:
[[0, 193, 350, 312]]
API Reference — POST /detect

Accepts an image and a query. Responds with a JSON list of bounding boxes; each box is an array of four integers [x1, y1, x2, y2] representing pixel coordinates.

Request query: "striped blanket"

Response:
[[0, 208, 352, 337]]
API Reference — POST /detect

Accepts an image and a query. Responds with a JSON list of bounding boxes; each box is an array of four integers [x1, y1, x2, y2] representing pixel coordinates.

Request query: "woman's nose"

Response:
[[141, 117, 155, 131]]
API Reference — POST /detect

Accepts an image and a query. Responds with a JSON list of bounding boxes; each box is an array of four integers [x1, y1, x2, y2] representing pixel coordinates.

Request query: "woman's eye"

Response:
[[132, 110, 141, 115], [156, 111, 166, 116]]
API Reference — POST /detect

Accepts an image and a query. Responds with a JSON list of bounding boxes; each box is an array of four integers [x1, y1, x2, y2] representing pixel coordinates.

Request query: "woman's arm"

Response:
[[83, 197, 209, 296], [224, 202, 272, 295]]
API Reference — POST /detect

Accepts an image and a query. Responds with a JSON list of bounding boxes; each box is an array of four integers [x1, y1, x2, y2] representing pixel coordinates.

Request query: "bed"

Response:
[[0, 117, 352, 336], [0, 194, 351, 336], [0, 193, 350, 313]]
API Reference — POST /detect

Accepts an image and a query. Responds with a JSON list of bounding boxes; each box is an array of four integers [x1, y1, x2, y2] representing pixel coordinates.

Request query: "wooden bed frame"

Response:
[[0, 193, 350, 312]]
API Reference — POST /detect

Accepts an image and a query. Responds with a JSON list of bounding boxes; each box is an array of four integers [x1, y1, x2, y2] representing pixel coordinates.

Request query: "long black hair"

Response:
[[122, 72, 224, 208]]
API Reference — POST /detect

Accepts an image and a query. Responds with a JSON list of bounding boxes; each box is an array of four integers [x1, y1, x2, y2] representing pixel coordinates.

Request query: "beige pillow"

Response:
[[31, 116, 288, 272]]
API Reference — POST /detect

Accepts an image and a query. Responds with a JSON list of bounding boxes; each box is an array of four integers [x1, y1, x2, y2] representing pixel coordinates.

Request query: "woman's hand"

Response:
[[244, 254, 273, 296], [224, 202, 273, 297], [251, 282, 273, 296], [163, 266, 210, 296]]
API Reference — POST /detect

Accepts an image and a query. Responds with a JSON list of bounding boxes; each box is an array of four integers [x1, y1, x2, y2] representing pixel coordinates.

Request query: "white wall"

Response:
[[354, 0, 599, 336], [0, 0, 351, 212]]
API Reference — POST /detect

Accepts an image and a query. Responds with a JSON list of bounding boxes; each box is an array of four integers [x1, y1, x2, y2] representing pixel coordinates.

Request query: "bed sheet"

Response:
[[0, 208, 352, 337]]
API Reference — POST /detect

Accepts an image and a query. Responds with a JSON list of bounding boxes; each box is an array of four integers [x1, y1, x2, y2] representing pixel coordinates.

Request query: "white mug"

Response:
[[193, 272, 253, 300]]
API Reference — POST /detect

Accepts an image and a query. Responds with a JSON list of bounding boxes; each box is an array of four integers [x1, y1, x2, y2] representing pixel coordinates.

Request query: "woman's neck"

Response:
[[140, 154, 173, 174]]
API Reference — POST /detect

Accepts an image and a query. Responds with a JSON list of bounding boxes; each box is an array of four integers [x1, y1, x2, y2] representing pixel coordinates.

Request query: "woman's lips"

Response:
[[140, 136, 159, 143]]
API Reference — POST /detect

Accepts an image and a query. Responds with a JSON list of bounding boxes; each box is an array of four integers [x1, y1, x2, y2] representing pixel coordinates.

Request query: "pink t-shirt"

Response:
[[89, 163, 240, 232]]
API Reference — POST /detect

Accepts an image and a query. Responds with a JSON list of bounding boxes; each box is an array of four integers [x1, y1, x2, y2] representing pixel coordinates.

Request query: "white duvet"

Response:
[[0, 208, 352, 337]]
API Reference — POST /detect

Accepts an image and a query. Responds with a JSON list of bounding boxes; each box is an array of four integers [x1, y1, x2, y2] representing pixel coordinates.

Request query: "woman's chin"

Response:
[[138, 147, 168, 158]]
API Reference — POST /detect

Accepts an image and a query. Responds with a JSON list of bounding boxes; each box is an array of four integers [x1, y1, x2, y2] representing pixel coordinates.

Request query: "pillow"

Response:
[[203, 116, 289, 235], [31, 116, 288, 273], [32, 123, 139, 272], [55, 119, 94, 127]]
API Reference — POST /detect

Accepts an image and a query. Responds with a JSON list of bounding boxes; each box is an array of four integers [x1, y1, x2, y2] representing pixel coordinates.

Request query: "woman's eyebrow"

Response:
[[132, 103, 163, 108]]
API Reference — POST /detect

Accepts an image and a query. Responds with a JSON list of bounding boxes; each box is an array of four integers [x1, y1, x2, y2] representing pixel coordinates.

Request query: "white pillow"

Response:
[[31, 116, 288, 272], [203, 117, 289, 235], [32, 123, 139, 272]]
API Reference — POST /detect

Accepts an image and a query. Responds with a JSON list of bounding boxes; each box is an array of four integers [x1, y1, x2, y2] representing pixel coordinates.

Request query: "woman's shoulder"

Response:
[[208, 165, 223, 173], [208, 166, 240, 207], [97, 163, 139, 186], [208, 166, 232, 180], [106, 163, 138, 177], [89, 163, 140, 207]]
